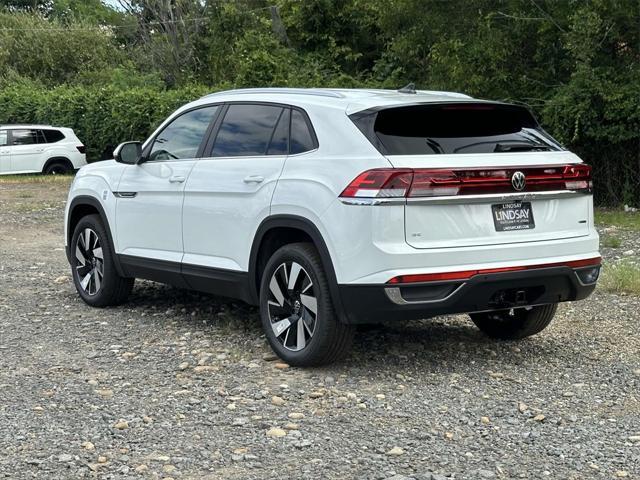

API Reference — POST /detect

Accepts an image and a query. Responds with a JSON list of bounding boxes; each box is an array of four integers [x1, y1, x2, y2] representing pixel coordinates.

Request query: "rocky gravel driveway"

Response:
[[0, 179, 639, 480]]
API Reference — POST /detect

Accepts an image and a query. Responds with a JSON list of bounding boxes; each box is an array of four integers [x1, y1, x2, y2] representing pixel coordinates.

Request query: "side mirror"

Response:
[[114, 141, 143, 165]]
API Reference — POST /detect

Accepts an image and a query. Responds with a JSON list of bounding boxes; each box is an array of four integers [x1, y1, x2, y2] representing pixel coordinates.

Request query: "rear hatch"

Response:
[[349, 102, 592, 249]]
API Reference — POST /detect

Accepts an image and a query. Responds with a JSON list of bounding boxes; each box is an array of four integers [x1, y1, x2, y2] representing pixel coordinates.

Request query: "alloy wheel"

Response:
[[74, 228, 104, 296], [267, 261, 317, 352]]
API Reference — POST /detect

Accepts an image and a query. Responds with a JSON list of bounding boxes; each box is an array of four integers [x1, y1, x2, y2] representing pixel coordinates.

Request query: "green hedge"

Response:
[[0, 84, 211, 161]]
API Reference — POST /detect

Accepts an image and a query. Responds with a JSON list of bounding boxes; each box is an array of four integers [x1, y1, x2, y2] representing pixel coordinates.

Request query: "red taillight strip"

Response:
[[340, 164, 592, 199], [387, 257, 602, 284]]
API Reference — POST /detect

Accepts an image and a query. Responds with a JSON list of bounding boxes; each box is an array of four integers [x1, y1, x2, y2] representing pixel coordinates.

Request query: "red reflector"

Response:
[[340, 164, 592, 199], [387, 257, 602, 284]]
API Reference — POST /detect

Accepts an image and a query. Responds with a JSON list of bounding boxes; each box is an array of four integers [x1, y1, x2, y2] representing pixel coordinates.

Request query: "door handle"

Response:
[[243, 175, 264, 184], [169, 175, 186, 183]]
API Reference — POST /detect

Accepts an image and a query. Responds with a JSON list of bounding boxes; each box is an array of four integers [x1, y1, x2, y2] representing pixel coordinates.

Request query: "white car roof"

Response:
[[0, 124, 54, 129], [192, 87, 474, 115]]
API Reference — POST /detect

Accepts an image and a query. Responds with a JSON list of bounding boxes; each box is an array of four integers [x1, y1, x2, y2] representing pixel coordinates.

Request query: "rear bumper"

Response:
[[338, 265, 598, 324]]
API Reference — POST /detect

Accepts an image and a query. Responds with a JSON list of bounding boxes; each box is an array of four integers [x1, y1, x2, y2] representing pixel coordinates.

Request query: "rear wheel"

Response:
[[71, 214, 134, 307], [470, 304, 558, 340], [259, 243, 355, 366], [44, 160, 72, 175]]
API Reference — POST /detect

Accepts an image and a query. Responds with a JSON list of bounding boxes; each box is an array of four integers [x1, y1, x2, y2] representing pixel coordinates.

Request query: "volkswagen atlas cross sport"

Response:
[[64, 87, 600, 366]]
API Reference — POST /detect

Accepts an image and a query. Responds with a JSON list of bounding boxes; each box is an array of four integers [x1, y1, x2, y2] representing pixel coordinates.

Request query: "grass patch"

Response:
[[595, 209, 640, 231], [0, 173, 74, 184], [600, 260, 640, 296], [601, 235, 622, 248]]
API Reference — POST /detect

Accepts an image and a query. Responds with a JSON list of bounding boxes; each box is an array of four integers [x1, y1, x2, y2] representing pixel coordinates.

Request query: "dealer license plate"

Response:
[[491, 202, 535, 232]]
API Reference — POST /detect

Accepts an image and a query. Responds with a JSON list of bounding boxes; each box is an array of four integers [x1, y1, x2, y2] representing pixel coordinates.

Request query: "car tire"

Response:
[[469, 303, 558, 340], [71, 214, 134, 307], [44, 160, 71, 175], [259, 242, 355, 366]]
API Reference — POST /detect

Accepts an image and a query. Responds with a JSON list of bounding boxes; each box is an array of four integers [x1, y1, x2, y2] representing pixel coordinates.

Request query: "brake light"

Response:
[[340, 164, 592, 198], [76, 146, 86, 154], [387, 257, 602, 284], [340, 169, 413, 198]]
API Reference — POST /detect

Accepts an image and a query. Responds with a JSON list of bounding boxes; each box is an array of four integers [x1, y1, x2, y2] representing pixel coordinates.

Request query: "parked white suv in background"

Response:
[[64, 88, 601, 366], [0, 125, 86, 175]]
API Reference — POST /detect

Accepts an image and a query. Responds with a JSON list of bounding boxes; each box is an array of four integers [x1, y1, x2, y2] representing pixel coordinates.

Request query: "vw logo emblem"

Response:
[[511, 171, 526, 191]]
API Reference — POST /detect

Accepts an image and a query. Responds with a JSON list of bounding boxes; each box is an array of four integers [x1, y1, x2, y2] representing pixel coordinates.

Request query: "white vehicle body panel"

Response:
[[115, 161, 196, 264], [182, 154, 286, 271]]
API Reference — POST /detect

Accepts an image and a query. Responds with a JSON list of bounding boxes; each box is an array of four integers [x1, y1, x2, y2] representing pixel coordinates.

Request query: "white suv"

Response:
[[0, 125, 86, 175], [64, 88, 601, 366]]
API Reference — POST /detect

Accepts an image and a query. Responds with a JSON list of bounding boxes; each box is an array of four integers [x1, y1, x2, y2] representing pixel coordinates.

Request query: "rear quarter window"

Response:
[[42, 129, 65, 143], [351, 103, 563, 155], [290, 109, 316, 154]]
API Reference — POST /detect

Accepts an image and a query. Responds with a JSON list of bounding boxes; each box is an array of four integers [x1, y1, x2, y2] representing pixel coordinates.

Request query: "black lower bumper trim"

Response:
[[338, 266, 597, 324]]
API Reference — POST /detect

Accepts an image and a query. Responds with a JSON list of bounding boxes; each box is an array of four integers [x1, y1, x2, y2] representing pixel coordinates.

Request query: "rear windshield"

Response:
[[350, 103, 562, 155]]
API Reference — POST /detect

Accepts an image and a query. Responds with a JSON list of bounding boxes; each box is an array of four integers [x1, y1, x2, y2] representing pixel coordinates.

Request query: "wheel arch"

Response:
[[67, 195, 124, 276], [248, 215, 347, 322], [43, 156, 73, 173]]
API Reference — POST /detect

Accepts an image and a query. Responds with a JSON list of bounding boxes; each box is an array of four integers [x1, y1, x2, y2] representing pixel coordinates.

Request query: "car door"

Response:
[[9, 129, 44, 173], [0, 130, 9, 173], [181, 103, 289, 276], [114, 105, 220, 267]]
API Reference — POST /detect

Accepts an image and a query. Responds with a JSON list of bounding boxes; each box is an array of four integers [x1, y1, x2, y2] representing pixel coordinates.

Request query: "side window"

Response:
[[211, 104, 283, 157], [0, 130, 7, 146], [42, 129, 65, 143], [290, 110, 316, 154], [149, 105, 219, 161], [267, 108, 290, 155], [11, 129, 38, 146]]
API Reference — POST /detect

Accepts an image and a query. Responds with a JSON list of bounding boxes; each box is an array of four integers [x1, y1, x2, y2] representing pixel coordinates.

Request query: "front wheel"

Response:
[[259, 243, 355, 366], [470, 304, 558, 340], [71, 214, 134, 307]]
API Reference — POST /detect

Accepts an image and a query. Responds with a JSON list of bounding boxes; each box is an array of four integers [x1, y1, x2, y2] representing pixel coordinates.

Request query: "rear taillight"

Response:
[[340, 169, 413, 198], [76, 146, 86, 154], [340, 164, 592, 198]]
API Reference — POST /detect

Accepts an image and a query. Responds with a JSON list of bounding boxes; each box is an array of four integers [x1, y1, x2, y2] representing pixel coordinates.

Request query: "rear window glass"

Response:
[[352, 103, 562, 155]]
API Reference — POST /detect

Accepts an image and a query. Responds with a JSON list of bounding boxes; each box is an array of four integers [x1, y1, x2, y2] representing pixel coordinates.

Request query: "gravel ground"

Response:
[[0, 179, 639, 480]]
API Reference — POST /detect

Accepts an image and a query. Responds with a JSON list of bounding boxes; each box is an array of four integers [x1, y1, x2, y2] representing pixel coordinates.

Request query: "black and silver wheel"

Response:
[[71, 214, 134, 307], [260, 243, 354, 366], [267, 261, 318, 352], [74, 227, 104, 296], [470, 303, 558, 340]]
